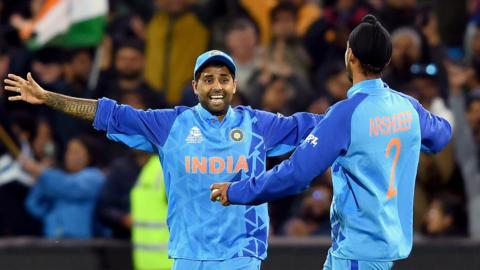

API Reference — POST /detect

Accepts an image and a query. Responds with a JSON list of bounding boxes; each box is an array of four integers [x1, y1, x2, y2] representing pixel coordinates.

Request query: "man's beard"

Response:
[[199, 100, 228, 116]]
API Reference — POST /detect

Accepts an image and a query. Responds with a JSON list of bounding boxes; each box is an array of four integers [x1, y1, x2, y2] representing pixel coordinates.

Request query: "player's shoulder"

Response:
[[327, 93, 368, 117], [388, 88, 422, 109]]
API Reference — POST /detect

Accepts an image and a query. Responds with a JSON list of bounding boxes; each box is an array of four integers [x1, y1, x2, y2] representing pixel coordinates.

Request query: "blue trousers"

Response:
[[323, 248, 394, 270], [173, 257, 261, 270]]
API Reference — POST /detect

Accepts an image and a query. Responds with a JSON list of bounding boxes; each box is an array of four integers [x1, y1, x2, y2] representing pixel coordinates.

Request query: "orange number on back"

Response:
[[385, 138, 401, 200]]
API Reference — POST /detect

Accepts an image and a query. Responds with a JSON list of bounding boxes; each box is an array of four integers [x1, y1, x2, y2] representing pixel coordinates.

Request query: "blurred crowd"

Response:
[[0, 0, 479, 241]]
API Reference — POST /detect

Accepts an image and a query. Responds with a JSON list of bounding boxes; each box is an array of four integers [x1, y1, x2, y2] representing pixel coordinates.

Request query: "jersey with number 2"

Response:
[[228, 78, 452, 261]]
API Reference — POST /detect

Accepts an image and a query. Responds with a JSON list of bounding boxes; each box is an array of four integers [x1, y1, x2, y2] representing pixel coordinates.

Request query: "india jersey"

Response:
[[93, 98, 322, 260], [228, 79, 452, 261]]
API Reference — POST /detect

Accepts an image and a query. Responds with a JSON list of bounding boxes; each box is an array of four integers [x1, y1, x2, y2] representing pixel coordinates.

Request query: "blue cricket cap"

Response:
[[193, 50, 237, 79]]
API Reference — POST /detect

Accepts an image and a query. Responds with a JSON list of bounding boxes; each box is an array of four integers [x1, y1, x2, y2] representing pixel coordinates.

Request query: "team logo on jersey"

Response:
[[230, 128, 244, 142], [186, 127, 203, 144]]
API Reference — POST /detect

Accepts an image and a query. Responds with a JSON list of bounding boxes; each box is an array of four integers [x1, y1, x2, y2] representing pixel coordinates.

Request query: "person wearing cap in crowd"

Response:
[[211, 15, 452, 269], [4, 50, 323, 269]]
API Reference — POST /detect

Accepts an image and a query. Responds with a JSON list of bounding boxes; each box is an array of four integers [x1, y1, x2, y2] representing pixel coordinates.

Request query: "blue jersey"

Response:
[[228, 79, 452, 261], [93, 98, 322, 260]]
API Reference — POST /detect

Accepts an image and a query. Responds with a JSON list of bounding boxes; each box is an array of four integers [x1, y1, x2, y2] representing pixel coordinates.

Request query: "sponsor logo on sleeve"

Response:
[[305, 134, 318, 147]]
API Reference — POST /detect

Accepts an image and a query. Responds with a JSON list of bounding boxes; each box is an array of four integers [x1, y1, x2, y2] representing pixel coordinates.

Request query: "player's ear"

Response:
[[233, 79, 238, 94], [348, 48, 358, 65], [192, 80, 198, 95], [345, 47, 352, 63]]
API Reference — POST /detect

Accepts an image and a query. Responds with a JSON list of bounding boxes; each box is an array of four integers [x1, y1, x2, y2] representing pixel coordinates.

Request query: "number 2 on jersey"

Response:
[[386, 138, 401, 200]]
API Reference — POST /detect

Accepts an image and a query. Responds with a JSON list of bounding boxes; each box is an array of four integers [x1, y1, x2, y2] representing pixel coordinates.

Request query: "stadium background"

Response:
[[0, 0, 479, 269]]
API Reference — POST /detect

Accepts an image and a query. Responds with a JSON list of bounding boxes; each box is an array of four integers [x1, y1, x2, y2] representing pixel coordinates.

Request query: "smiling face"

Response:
[[192, 65, 237, 117]]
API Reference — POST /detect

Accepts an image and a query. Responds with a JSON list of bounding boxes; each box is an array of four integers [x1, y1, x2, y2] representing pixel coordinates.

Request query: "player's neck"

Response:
[[352, 73, 381, 85]]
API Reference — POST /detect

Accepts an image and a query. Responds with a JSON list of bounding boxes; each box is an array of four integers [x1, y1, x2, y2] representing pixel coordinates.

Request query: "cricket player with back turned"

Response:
[[211, 15, 452, 270]]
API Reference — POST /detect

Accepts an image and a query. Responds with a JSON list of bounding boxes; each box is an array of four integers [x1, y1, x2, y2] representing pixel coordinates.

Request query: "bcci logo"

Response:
[[230, 128, 244, 142]]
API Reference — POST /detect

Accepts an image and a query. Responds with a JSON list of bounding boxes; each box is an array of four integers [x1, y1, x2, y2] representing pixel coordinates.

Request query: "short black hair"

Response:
[[72, 135, 102, 167], [63, 48, 95, 63], [194, 60, 235, 81], [33, 48, 65, 64], [348, 14, 392, 74], [114, 38, 145, 54]]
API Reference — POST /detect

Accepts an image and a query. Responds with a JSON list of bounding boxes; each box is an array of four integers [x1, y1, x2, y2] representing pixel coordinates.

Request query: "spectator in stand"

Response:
[[95, 39, 168, 109], [63, 48, 95, 98], [223, 18, 263, 97], [266, 2, 311, 83], [448, 61, 480, 239], [145, 0, 209, 105], [423, 192, 467, 237], [22, 135, 105, 239], [308, 61, 350, 114], [0, 114, 41, 236], [383, 27, 422, 91], [410, 63, 457, 231]]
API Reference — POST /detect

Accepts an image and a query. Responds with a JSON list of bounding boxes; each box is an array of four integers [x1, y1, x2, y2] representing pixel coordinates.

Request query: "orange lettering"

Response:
[[392, 114, 399, 133], [406, 111, 412, 130], [185, 156, 190, 173], [210, 157, 225, 174], [234, 156, 249, 173], [192, 157, 207, 173], [384, 116, 391, 135], [226, 156, 233, 173], [370, 118, 378, 136]]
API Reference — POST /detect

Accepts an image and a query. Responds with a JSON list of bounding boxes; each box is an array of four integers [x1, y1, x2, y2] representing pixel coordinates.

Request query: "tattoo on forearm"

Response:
[[44, 91, 98, 121]]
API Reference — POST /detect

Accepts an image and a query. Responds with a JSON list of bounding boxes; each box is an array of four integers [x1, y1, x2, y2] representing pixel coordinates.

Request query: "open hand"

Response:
[[4, 72, 46, 104], [210, 182, 231, 206]]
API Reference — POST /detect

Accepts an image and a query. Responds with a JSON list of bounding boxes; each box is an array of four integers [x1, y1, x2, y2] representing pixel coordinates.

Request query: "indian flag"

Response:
[[23, 0, 108, 50]]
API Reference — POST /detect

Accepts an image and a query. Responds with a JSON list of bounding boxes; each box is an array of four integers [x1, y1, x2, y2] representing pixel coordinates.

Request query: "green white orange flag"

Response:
[[21, 0, 108, 49]]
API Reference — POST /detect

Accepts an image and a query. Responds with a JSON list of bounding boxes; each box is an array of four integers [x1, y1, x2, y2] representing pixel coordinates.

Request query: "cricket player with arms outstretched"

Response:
[[4, 50, 323, 270]]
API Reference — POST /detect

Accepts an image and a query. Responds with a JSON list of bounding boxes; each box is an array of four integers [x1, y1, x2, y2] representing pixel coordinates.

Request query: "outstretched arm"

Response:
[[211, 98, 356, 205], [4, 73, 97, 121]]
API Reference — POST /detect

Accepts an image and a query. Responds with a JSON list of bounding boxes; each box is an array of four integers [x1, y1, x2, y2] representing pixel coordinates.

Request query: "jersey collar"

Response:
[[347, 78, 389, 98], [194, 103, 234, 124]]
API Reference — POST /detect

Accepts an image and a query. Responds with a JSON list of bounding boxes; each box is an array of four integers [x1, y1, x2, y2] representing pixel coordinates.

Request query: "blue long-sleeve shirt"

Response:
[[93, 98, 323, 260], [228, 78, 452, 261], [26, 168, 105, 238]]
